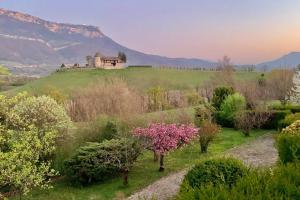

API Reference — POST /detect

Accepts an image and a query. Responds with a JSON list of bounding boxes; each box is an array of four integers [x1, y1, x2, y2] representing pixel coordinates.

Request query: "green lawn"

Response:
[[22, 128, 274, 200], [8, 68, 260, 95]]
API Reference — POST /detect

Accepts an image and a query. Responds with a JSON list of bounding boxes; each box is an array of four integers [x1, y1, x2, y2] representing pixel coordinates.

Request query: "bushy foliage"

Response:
[[198, 122, 221, 153], [219, 93, 246, 123], [270, 104, 300, 113], [277, 120, 300, 164], [0, 125, 57, 196], [177, 163, 300, 200], [64, 138, 141, 185], [186, 91, 203, 106], [235, 110, 270, 136], [183, 158, 247, 189], [212, 86, 234, 110], [0, 93, 72, 197], [279, 113, 300, 130], [194, 105, 214, 127], [133, 123, 198, 171], [6, 95, 72, 135]]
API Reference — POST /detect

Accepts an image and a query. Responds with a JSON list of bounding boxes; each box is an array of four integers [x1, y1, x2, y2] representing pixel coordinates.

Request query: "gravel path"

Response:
[[127, 134, 278, 200]]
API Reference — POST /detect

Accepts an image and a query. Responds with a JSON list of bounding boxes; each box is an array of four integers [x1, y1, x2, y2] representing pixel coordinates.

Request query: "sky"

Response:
[[0, 0, 300, 64]]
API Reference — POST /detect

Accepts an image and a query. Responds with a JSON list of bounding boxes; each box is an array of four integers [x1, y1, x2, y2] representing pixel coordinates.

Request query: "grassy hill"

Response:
[[0, 65, 11, 75], [7, 67, 260, 95]]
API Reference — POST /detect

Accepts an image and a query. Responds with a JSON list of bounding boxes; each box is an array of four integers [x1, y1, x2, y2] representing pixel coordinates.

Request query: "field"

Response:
[[7, 67, 260, 95], [21, 128, 273, 200]]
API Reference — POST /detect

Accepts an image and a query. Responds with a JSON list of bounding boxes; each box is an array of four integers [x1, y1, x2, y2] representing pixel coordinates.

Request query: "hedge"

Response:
[[214, 110, 291, 129]]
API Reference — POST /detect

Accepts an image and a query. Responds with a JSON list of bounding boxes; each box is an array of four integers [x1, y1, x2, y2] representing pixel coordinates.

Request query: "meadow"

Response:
[[8, 67, 260, 95]]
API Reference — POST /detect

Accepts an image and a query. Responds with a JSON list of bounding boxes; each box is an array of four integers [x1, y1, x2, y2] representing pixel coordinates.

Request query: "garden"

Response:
[[1, 65, 300, 200]]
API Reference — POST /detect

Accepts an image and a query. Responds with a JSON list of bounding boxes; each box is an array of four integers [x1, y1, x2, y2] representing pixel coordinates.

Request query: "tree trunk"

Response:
[[123, 169, 129, 186], [159, 154, 164, 172], [200, 144, 208, 153], [153, 151, 158, 162]]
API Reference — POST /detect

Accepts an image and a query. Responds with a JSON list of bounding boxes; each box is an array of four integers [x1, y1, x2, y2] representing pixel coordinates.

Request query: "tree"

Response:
[[288, 67, 300, 104], [65, 138, 141, 186], [212, 86, 234, 110], [198, 121, 221, 153], [220, 93, 246, 123], [118, 52, 127, 63], [267, 69, 294, 104], [133, 124, 198, 171], [0, 126, 57, 198]]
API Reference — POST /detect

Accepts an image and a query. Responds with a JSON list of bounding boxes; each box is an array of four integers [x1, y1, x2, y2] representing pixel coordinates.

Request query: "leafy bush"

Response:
[[64, 138, 141, 185], [212, 86, 234, 110], [198, 122, 220, 153], [277, 120, 300, 164], [235, 110, 271, 136], [186, 91, 203, 106], [183, 158, 247, 189], [194, 105, 214, 127], [219, 93, 246, 123], [177, 163, 300, 200], [270, 104, 300, 113], [278, 113, 300, 130]]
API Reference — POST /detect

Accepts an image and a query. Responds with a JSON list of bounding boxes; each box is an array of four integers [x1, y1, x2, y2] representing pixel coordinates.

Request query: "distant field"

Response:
[[8, 68, 260, 95]]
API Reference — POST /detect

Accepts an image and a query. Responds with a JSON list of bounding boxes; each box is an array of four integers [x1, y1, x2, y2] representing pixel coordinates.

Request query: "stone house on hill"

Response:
[[86, 52, 126, 69]]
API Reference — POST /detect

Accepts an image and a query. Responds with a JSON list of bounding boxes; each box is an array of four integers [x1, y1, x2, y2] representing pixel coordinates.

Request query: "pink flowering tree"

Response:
[[133, 123, 198, 171]]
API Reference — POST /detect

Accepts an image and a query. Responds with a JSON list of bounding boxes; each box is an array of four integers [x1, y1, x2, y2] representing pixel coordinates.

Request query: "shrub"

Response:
[[235, 110, 271, 136], [277, 134, 300, 164], [219, 93, 246, 123], [194, 105, 214, 127], [277, 120, 300, 164], [147, 86, 169, 111], [183, 158, 247, 189], [270, 104, 300, 113], [64, 138, 141, 185], [177, 164, 300, 200], [212, 86, 234, 110], [6, 95, 72, 135], [186, 91, 203, 106], [278, 113, 300, 130], [198, 122, 221, 153]]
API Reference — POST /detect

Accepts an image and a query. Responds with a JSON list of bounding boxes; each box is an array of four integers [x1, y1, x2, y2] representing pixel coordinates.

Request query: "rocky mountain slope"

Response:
[[0, 8, 215, 75]]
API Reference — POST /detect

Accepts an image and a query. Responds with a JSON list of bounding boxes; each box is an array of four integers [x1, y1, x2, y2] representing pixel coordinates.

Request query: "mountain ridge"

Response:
[[0, 8, 216, 76]]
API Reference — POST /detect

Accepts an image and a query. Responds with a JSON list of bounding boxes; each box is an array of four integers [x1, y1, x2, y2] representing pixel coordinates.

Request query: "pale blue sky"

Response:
[[1, 0, 300, 64]]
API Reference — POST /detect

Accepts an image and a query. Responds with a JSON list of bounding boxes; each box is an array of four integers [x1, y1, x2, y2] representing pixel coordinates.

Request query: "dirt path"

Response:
[[127, 134, 278, 200]]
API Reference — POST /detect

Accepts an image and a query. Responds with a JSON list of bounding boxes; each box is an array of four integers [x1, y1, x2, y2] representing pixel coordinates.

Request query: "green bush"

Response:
[[219, 93, 246, 124], [270, 104, 300, 113], [277, 134, 300, 164], [263, 110, 291, 129], [212, 87, 234, 110], [64, 138, 141, 185], [183, 158, 247, 189], [278, 113, 300, 130], [177, 164, 300, 200]]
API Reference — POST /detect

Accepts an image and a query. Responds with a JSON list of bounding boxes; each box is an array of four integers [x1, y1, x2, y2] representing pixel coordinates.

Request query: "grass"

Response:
[[22, 128, 274, 200], [0, 65, 11, 75], [7, 68, 260, 95]]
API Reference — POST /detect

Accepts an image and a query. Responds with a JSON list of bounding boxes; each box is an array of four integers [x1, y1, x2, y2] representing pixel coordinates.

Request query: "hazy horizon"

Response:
[[0, 0, 300, 64]]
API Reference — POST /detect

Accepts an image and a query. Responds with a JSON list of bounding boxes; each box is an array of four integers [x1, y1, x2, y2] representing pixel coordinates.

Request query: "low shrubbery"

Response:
[[177, 159, 300, 200], [212, 86, 234, 110], [64, 138, 141, 185], [278, 113, 300, 130], [277, 120, 300, 164], [178, 158, 247, 199], [270, 104, 300, 113]]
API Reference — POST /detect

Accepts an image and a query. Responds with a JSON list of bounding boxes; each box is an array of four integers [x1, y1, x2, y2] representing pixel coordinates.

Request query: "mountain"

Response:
[[0, 8, 216, 76], [257, 52, 300, 70]]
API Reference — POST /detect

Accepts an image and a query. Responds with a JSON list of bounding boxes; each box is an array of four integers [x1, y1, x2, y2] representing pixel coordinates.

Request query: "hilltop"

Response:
[[0, 8, 215, 76]]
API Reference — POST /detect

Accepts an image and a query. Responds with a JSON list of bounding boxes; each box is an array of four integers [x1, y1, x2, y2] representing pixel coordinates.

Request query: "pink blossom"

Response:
[[133, 123, 198, 155]]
